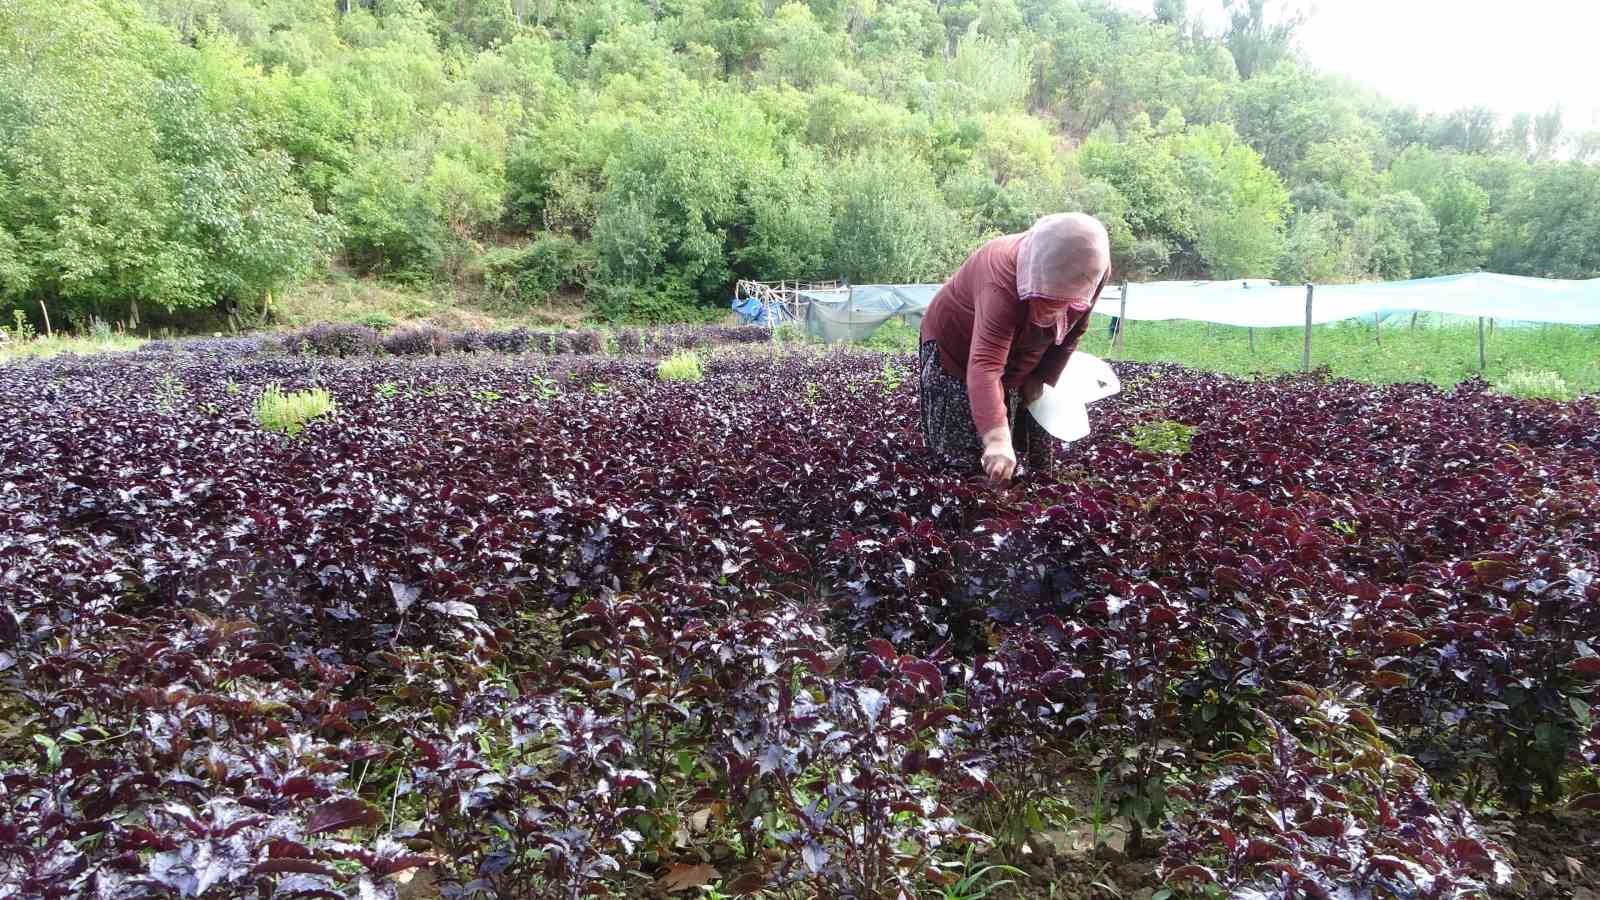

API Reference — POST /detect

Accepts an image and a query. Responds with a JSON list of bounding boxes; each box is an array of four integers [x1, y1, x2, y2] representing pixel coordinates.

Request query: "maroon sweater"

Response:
[[920, 234, 1091, 435]]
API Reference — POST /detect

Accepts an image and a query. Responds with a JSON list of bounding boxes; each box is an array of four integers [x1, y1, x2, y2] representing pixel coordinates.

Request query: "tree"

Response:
[[1169, 124, 1288, 278], [1534, 106, 1564, 160], [1221, 0, 1305, 79], [1352, 191, 1439, 280], [1504, 112, 1532, 160], [1276, 210, 1357, 283], [1494, 162, 1600, 278]]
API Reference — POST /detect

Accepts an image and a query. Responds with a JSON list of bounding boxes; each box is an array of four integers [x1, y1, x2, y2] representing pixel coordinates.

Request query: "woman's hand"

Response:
[[980, 429, 1016, 482]]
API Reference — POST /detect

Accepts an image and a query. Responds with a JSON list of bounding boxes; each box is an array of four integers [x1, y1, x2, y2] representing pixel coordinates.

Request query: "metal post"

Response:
[[1478, 316, 1486, 371], [39, 298, 52, 338], [1302, 284, 1314, 373], [1113, 281, 1128, 353]]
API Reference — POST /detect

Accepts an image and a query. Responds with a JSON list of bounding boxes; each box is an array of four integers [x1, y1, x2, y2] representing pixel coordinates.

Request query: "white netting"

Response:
[[775, 273, 1600, 343]]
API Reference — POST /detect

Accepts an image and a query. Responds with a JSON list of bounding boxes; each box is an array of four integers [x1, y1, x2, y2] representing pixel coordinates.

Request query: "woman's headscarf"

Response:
[[1016, 213, 1112, 344]]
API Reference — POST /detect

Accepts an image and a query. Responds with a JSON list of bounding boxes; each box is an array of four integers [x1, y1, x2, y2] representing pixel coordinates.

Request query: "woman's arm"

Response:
[[967, 282, 1022, 478]]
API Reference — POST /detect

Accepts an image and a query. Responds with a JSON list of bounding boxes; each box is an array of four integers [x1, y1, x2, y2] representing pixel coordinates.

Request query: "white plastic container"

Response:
[[1026, 352, 1120, 443]]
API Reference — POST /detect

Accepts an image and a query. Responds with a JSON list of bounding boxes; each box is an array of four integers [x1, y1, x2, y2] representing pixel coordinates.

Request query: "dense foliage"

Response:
[[4, 0, 1600, 328], [4, 347, 1598, 897]]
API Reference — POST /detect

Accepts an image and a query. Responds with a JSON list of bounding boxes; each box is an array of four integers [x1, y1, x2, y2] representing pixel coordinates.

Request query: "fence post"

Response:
[[846, 284, 855, 346], [1478, 316, 1486, 371], [1302, 284, 1314, 373], [1113, 281, 1128, 353]]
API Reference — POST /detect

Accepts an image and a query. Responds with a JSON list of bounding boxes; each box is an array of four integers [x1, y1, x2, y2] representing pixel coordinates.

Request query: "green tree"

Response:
[[1169, 124, 1289, 278], [1221, 0, 1305, 79]]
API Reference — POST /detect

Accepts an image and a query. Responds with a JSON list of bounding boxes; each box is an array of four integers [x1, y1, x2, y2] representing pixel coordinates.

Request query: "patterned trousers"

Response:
[[917, 340, 1054, 475]]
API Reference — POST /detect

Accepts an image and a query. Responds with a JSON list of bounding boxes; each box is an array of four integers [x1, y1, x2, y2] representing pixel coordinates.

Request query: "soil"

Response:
[[1485, 810, 1600, 899]]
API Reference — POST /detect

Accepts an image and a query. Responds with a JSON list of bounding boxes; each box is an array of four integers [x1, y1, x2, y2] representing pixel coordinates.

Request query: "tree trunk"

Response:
[[129, 297, 140, 332]]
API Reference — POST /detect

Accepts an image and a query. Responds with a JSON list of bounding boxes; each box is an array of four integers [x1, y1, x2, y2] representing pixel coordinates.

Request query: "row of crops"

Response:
[[138, 323, 777, 360], [3, 346, 1598, 898]]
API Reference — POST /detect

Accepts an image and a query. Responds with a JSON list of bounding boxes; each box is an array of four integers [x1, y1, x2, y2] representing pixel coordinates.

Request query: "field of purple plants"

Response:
[[3, 343, 1599, 899]]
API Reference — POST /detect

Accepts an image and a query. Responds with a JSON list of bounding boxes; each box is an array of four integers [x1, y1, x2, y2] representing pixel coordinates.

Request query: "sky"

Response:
[[1114, 0, 1600, 129]]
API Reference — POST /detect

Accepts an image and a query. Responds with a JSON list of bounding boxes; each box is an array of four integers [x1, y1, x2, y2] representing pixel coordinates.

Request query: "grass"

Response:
[[256, 385, 337, 436], [0, 333, 145, 361], [273, 273, 588, 333], [1073, 314, 1600, 396]]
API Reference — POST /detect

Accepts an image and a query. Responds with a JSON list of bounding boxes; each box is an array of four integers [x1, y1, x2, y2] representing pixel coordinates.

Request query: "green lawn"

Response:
[[857, 313, 1599, 399], [1073, 314, 1600, 398], [0, 333, 146, 361]]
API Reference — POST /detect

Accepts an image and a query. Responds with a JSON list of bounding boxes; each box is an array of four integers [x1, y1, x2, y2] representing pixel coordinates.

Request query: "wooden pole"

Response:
[[1478, 316, 1486, 371], [1248, 327, 1255, 354], [1410, 311, 1418, 334], [38, 299, 52, 338], [846, 284, 854, 346], [1302, 284, 1314, 373], [1113, 281, 1128, 353], [1374, 314, 1381, 347]]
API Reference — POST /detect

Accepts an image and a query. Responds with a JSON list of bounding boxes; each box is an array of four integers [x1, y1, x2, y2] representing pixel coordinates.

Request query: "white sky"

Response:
[[1114, 0, 1600, 128]]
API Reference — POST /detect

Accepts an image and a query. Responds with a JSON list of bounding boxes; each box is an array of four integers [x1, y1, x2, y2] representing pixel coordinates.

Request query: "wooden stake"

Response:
[[1478, 316, 1487, 371], [1113, 281, 1128, 353], [1248, 326, 1255, 353], [1302, 284, 1314, 373], [1374, 314, 1381, 347], [1410, 311, 1419, 334], [39, 299, 52, 338]]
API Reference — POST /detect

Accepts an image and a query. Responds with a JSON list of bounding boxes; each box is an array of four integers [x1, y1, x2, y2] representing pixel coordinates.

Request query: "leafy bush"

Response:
[[482, 233, 594, 304], [656, 349, 704, 382], [861, 318, 920, 352], [255, 384, 336, 436], [354, 312, 399, 331], [279, 322, 381, 357], [1495, 368, 1574, 401], [480, 327, 531, 354], [381, 324, 451, 356]]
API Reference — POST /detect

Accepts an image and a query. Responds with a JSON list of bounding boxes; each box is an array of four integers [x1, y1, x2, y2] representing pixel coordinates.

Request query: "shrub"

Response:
[[481, 328, 531, 354], [861, 318, 919, 352], [255, 385, 336, 436], [280, 323, 381, 358], [656, 350, 704, 382], [572, 330, 605, 354], [482, 233, 594, 304], [452, 330, 489, 353], [354, 312, 399, 331], [1495, 369, 1573, 401], [613, 328, 645, 354], [382, 325, 451, 356]]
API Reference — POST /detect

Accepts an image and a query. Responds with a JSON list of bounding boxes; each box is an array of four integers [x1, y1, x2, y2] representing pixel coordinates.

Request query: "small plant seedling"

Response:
[[529, 374, 560, 400], [375, 381, 401, 400], [877, 359, 907, 393], [256, 384, 336, 437], [1494, 369, 1573, 401], [472, 389, 502, 403], [657, 350, 705, 382], [1126, 419, 1195, 455]]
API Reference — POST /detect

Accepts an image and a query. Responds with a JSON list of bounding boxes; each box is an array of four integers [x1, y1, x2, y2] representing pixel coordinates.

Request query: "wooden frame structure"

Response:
[[734, 279, 846, 326]]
